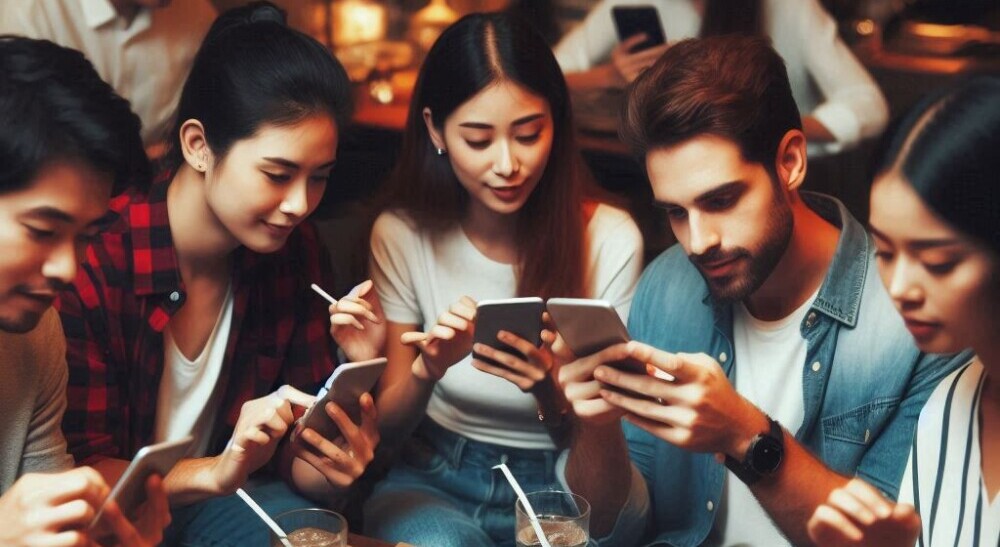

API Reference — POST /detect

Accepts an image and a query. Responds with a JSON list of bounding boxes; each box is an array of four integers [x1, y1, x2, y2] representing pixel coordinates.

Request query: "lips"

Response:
[[487, 184, 524, 203], [19, 292, 55, 310], [903, 317, 942, 343], [262, 221, 295, 236], [697, 256, 743, 278]]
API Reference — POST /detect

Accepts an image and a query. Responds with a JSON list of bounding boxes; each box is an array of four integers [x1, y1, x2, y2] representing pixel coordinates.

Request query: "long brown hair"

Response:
[[378, 13, 594, 299]]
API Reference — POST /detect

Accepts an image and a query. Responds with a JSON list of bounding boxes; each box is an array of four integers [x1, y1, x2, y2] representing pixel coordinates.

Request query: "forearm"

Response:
[[750, 435, 851, 545], [532, 376, 574, 449], [566, 422, 631, 536], [162, 457, 227, 506], [376, 356, 436, 444], [802, 115, 837, 143], [280, 446, 348, 508]]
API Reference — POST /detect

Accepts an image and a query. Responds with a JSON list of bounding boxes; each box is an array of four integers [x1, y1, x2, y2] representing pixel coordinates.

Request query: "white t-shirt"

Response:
[[154, 285, 234, 458], [371, 204, 643, 449], [898, 359, 999, 547], [708, 290, 818, 546], [553, 0, 888, 155], [0, 0, 216, 145]]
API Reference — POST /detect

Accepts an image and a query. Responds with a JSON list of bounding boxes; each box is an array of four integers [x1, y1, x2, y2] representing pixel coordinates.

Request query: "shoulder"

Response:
[[0, 309, 65, 383], [587, 204, 642, 248], [371, 209, 424, 246]]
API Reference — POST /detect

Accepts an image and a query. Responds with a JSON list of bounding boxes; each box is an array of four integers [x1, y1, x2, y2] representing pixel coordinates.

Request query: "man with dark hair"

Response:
[[555, 35, 968, 546], [0, 35, 167, 545]]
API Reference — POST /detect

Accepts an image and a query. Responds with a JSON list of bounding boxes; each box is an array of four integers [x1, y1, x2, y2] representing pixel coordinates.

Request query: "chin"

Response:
[[0, 311, 44, 334]]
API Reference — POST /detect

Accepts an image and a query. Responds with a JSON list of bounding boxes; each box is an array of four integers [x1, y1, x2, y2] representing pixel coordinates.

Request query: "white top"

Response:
[[371, 204, 644, 449], [0, 0, 217, 146], [154, 285, 234, 458], [898, 359, 999, 547], [553, 0, 889, 155], [707, 290, 818, 546]]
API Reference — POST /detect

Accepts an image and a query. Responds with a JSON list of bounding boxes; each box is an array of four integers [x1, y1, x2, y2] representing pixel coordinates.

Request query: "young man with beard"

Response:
[[554, 35, 970, 546], [0, 36, 169, 545]]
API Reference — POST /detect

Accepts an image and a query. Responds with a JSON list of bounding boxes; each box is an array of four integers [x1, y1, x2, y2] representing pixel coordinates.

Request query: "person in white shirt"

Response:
[[554, 0, 889, 155], [0, 0, 216, 147], [808, 77, 1000, 547], [363, 12, 643, 547]]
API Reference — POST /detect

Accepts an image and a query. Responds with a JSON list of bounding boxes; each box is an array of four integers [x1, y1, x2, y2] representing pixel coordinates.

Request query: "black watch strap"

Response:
[[724, 416, 783, 486]]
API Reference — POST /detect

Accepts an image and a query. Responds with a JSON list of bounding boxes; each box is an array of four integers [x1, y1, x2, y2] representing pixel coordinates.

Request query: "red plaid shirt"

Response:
[[57, 173, 337, 464]]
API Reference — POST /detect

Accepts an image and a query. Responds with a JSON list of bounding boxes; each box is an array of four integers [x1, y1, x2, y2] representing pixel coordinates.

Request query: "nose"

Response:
[[41, 240, 78, 287], [686, 212, 721, 256], [491, 140, 519, 178], [278, 179, 310, 219], [886, 256, 924, 306]]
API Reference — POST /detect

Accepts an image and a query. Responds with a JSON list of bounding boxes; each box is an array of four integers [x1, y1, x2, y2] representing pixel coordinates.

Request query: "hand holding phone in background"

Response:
[[610, 5, 669, 83]]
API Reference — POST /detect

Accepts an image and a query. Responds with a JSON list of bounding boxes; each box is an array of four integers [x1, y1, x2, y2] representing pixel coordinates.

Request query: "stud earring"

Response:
[[436, 148, 446, 156]]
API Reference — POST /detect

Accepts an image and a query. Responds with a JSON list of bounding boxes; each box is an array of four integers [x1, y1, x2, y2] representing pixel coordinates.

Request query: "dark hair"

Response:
[[164, 1, 353, 170], [621, 35, 801, 178], [0, 36, 148, 195], [878, 76, 1000, 255], [700, 0, 763, 37], [380, 12, 596, 299]]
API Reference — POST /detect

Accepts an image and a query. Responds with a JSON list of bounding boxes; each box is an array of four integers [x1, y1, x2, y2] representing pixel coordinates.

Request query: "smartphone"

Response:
[[611, 5, 666, 53], [90, 435, 194, 527], [472, 297, 545, 367], [294, 357, 387, 443], [546, 298, 640, 368]]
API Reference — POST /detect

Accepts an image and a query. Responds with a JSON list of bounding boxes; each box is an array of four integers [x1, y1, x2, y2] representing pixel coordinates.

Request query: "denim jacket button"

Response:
[[706, 500, 714, 512], [718, 352, 728, 363], [805, 312, 817, 327], [169, 291, 181, 302], [812, 361, 822, 372]]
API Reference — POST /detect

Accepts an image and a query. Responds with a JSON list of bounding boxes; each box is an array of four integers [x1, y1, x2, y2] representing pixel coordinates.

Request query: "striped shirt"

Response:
[[899, 359, 1000, 547]]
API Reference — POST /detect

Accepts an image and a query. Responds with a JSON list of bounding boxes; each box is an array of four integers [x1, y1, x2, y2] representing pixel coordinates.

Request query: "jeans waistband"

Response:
[[415, 419, 560, 473]]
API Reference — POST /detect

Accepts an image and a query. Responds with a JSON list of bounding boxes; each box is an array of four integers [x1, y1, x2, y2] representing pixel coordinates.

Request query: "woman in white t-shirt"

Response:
[[363, 12, 644, 547], [555, 0, 888, 154], [807, 77, 1000, 546]]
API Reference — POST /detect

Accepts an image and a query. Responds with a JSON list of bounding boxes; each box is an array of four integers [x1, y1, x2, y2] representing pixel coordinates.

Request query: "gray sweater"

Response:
[[0, 308, 74, 493]]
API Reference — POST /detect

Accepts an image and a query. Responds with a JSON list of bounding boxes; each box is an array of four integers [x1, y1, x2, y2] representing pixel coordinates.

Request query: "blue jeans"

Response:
[[163, 476, 316, 546], [364, 420, 563, 547]]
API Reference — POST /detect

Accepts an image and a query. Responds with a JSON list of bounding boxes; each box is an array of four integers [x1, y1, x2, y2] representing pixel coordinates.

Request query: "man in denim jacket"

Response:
[[555, 36, 969, 546]]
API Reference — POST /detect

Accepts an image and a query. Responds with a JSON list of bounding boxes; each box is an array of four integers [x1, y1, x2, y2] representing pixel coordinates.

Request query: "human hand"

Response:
[[553, 333, 631, 425], [0, 467, 111, 547], [471, 313, 556, 393], [808, 478, 920, 547], [292, 393, 380, 490], [212, 385, 315, 494], [611, 34, 669, 83], [401, 296, 477, 382], [594, 341, 768, 458], [95, 474, 171, 546], [329, 279, 387, 362]]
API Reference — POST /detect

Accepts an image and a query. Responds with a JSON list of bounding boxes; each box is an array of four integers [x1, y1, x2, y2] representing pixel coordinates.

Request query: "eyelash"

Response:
[[875, 250, 958, 275], [263, 172, 291, 183], [464, 133, 543, 149], [25, 225, 56, 241]]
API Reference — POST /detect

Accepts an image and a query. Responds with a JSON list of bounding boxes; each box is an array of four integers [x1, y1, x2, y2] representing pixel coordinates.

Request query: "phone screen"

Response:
[[472, 298, 545, 368], [612, 6, 666, 52]]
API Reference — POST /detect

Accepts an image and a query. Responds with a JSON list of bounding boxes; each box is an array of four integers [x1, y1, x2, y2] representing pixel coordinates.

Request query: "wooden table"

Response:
[[348, 532, 412, 547]]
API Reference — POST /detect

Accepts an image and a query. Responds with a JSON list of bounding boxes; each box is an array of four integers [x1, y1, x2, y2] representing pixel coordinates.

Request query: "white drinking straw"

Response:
[[310, 283, 338, 305], [493, 462, 552, 547], [236, 488, 294, 547]]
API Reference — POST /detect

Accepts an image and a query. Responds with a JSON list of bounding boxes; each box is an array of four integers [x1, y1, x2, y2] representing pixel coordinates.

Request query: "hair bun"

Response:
[[206, 1, 288, 43]]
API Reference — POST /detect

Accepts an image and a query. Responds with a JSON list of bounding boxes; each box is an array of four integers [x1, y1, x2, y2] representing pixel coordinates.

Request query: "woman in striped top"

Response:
[[806, 77, 1000, 546]]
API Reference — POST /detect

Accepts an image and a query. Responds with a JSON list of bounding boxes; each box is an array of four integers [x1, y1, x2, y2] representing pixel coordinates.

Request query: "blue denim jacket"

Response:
[[597, 194, 970, 547]]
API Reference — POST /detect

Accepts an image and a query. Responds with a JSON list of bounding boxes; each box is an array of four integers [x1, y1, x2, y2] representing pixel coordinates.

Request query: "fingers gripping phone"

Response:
[[294, 357, 387, 443], [90, 435, 195, 528], [472, 297, 546, 368], [546, 298, 644, 374], [612, 5, 666, 53]]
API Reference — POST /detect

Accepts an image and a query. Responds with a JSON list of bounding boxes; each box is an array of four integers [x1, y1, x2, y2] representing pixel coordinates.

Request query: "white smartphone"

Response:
[[90, 435, 194, 528], [294, 357, 387, 443], [473, 297, 545, 367]]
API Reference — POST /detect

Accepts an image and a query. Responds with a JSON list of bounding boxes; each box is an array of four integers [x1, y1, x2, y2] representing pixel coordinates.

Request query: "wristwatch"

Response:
[[724, 416, 784, 485]]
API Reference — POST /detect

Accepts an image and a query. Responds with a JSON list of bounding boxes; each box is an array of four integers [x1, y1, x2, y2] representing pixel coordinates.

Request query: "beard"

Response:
[[692, 198, 794, 305]]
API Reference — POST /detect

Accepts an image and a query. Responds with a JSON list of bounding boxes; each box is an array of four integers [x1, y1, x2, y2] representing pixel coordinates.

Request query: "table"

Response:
[[348, 532, 412, 547]]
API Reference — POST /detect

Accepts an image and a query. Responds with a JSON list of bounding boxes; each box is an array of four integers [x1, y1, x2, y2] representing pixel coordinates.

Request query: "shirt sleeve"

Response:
[[553, 0, 620, 72], [55, 274, 122, 465], [369, 211, 423, 325], [789, 0, 889, 153], [855, 349, 973, 499], [587, 207, 644, 322], [19, 310, 75, 475]]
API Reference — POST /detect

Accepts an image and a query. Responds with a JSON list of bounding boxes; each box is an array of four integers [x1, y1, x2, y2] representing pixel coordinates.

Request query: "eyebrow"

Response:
[[24, 206, 75, 224], [457, 113, 546, 130], [653, 180, 746, 210], [262, 157, 337, 170], [869, 225, 961, 250]]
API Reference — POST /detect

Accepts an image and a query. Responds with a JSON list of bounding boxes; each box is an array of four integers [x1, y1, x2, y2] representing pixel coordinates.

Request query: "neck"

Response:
[[976, 339, 1000, 402], [745, 193, 840, 320], [107, 0, 139, 22], [167, 166, 239, 278], [461, 199, 519, 264]]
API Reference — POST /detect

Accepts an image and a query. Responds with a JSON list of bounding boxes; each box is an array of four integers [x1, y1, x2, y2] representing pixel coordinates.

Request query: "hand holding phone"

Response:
[[472, 297, 545, 368], [612, 5, 666, 53], [294, 357, 387, 444]]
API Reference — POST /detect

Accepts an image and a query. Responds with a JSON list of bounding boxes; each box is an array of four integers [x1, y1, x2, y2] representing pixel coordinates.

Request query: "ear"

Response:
[[422, 107, 446, 152], [774, 129, 807, 192], [178, 119, 213, 173]]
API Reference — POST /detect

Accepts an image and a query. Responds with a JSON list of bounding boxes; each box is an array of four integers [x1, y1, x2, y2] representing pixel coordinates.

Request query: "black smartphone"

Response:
[[612, 5, 666, 53], [473, 297, 545, 367]]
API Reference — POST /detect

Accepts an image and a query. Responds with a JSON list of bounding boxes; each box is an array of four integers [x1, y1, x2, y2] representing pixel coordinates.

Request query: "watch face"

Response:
[[751, 436, 783, 474]]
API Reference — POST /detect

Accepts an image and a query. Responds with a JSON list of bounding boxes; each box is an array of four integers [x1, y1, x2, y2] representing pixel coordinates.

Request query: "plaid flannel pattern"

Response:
[[57, 173, 337, 464]]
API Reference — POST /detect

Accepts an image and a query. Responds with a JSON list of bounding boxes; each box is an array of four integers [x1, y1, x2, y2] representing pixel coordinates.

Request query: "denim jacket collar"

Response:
[[704, 192, 869, 329]]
